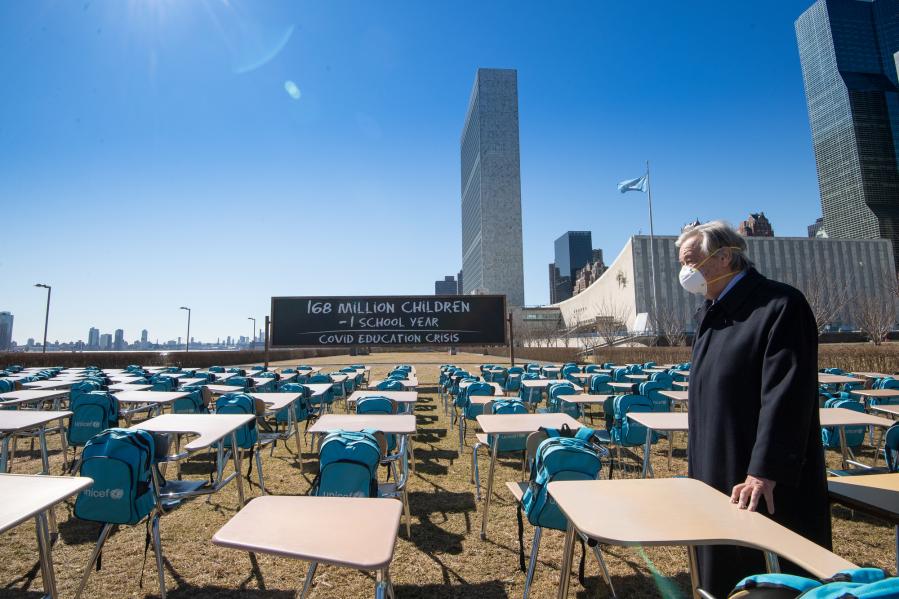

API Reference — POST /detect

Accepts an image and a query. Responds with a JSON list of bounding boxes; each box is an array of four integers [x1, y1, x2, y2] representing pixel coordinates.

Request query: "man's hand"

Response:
[[731, 475, 776, 513]]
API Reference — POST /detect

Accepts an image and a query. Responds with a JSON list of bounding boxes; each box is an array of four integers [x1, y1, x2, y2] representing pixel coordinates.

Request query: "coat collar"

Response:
[[694, 268, 765, 328], [713, 268, 764, 316]]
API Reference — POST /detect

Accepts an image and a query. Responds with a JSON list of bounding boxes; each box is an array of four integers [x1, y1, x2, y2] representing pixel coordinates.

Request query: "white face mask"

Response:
[[678, 247, 742, 296], [679, 265, 708, 295]]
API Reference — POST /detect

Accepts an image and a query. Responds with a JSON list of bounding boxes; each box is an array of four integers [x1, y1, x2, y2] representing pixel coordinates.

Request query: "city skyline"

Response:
[[3, 1, 838, 341]]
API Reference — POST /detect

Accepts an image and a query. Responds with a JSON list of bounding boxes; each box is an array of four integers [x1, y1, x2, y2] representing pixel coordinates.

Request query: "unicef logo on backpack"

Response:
[[82, 488, 126, 500], [74, 420, 102, 428]]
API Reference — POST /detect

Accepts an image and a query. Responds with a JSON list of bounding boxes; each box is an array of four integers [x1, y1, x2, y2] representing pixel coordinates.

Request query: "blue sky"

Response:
[[1, 0, 822, 344]]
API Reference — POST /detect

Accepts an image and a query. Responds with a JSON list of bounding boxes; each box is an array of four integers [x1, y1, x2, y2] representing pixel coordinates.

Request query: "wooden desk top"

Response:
[[673, 381, 690, 389], [158, 372, 187, 379], [0, 474, 93, 534], [212, 496, 402, 570], [0, 389, 68, 406], [851, 372, 894, 380], [872, 404, 899, 418], [568, 373, 595, 381], [819, 407, 893, 428], [625, 374, 650, 381], [548, 478, 855, 579], [329, 374, 349, 383], [672, 370, 691, 377], [477, 413, 581, 435], [628, 411, 689, 431], [131, 414, 255, 451], [308, 414, 416, 435], [347, 391, 418, 405], [249, 392, 300, 413], [107, 376, 143, 384], [108, 383, 153, 392], [828, 473, 899, 522], [607, 382, 637, 391], [854, 389, 899, 398], [114, 391, 189, 404], [0, 410, 72, 432], [818, 374, 864, 385], [21, 380, 75, 390], [557, 394, 612, 405], [659, 390, 689, 402], [304, 384, 333, 398], [205, 385, 243, 395]]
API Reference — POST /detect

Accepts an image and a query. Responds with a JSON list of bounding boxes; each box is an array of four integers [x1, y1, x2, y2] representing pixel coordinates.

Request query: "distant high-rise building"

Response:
[[113, 329, 125, 351], [0, 312, 12, 351], [548, 264, 572, 304], [460, 68, 525, 305], [435, 275, 458, 295], [88, 327, 100, 349], [548, 232, 593, 303], [26, 338, 35, 347], [99, 333, 112, 350], [457, 270, 463, 294], [141, 329, 148, 344], [737, 213, 775, 237], [808, 217, 825, 238], [796, 0, 899, 262]]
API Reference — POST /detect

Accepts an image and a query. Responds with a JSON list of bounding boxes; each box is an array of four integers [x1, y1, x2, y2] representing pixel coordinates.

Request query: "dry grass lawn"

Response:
[[0, 351, 895, 598]]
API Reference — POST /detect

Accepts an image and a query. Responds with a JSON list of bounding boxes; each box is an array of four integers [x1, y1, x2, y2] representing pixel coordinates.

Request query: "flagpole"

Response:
[[646, 160, 659, 336]]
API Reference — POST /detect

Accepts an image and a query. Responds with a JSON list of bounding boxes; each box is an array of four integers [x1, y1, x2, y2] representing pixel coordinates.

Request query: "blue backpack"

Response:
[[75, 428, 157, 525], [729, 568, 896, 599], [489, 400, 530, 452], [215, 393, 258, 448], [172, 388, 208, 414], [822, 399, 866, 449], [275, 384, 310, 424], [312, 429, 382, 498], [68, 391, 120, 447], [521, 426, 604, 531], [610, 394, 655, 446], [71, 380, 103, 400]]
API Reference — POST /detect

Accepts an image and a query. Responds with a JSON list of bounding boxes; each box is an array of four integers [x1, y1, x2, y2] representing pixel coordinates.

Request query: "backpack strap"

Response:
[[574, 427, 596, 442]]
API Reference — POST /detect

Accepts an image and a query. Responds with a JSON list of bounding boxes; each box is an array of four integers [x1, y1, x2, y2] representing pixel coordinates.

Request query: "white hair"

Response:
[[676, 220, 754, 270]]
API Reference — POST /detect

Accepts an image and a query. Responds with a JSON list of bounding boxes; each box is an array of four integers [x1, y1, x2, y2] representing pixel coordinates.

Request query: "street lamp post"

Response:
[[180, 307, 191, 352], [248, 317, 256, 350], [34, 284, 51, 354]]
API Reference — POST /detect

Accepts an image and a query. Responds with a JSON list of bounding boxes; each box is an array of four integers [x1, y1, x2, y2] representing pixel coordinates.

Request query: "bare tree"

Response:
[[798, 276, 854, 334], [654, 309, 688, 347], [852, 293, 896, 346], [592, 299, 630, 347]]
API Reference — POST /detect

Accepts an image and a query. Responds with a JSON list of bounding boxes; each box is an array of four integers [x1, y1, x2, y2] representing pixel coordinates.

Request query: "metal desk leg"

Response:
[[687, 545, 701, 599], [839, 427, 849, 470], [894, 525, 898, 576], [35, 511, 58, 599], [292, 410, 304, 474], [408, 437, 416, 475], [479, 435, 500, 540], [38, 426, 59, 539], [764, 551, 781, 573], [1, 435, 10, 473], [231, 432, 246, 507], [642, 428, 653, 478], [556, 523, 577, 599]]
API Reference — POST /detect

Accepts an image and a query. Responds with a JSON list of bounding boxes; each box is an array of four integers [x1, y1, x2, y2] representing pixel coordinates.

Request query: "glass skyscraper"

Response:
[[549, 231, 593, 303], [460, 68, 525, 306], [796, 0, 899, 262]]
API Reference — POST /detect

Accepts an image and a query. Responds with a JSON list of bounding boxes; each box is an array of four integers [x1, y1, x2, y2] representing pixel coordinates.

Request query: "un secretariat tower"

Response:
[[460, 68, 525, 306]]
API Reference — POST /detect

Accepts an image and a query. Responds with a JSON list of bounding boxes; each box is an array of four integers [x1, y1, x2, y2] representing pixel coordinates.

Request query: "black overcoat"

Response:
[[687, 268, 832, 596]]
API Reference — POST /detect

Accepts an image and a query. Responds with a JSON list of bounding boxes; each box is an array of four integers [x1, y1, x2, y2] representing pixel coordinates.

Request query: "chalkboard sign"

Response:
[[270, 295, 507, 347]]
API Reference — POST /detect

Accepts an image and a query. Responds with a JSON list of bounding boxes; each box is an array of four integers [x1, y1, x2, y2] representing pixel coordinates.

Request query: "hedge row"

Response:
[[0, 348, 346, 369], [480, 343, 899, 373]]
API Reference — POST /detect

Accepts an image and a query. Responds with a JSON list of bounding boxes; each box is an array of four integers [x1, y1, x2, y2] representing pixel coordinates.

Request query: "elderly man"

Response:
[[676, 221, 830, 596]]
